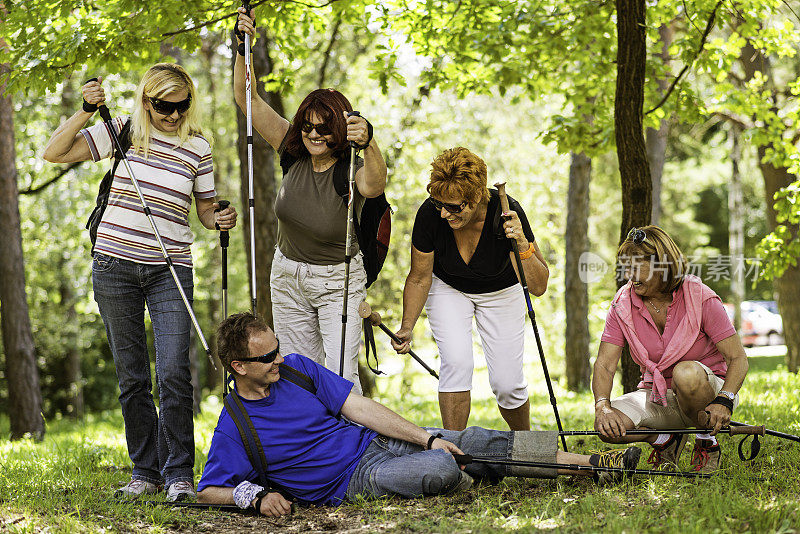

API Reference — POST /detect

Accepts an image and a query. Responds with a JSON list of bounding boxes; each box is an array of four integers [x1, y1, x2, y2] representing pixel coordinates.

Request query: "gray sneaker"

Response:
[[593, 447, 642, 486], [166, 481, 196, 502], [115, 479, 159, 500], [445, 471, 474, 495]]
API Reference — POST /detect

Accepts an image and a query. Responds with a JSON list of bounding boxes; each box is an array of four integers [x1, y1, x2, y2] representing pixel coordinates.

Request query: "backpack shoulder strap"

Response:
[[223, 392, 271, 489], [111, 119, 132, 171], [332, 154, 364, 203], [278, 363, 316, 395]]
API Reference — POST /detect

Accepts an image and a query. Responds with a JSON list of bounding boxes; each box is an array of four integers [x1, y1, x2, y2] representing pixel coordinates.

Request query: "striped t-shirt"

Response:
[[81, 116, 216, 268]]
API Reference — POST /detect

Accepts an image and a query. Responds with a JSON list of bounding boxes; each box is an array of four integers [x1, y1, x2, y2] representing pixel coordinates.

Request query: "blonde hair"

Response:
[[427, 147, 491, 206], [130, 63, 211, 157], [617, 225, 687, 293]]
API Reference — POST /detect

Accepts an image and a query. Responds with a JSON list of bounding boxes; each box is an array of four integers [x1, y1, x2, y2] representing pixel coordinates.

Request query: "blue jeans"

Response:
[[92, 253, 195, 488], [345, 427, 520, 500]]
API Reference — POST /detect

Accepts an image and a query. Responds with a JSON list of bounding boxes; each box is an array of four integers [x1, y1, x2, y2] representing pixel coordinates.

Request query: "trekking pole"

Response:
[[730, 420, 800, 443], [215, 199, 231, 394], [729, 420, 799, 461], [339, 110, 361, 377], [93, 100, 216, 370], [243, 0, 257, 315], [358, 301, 439, 379], [452, 453, 714, 479], [559, 425, 765, 437], [494, 181, 566, 451]]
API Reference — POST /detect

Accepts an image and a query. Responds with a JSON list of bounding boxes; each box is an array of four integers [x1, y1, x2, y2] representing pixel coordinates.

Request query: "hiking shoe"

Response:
[[446, 471, 474, 495], [647, 433, 689, 469], [166, 481, 196, 502], [592, 447, 642, 486], [114, 479, 159, 500], [690, 439, 721, 474]]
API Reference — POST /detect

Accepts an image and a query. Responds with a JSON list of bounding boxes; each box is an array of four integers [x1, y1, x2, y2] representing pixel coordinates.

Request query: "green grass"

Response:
[[1, 353, 799, 533]]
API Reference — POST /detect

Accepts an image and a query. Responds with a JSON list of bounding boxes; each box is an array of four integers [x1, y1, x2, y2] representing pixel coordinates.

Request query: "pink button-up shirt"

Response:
[[601, 288, 735, 389]]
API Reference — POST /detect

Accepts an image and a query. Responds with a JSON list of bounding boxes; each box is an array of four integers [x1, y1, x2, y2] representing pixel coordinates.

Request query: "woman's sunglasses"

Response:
[[627, 227, 647, 245], [148, 96, 192, 116], [429, 197, 466, 214], [235, 340, 280, 365], [300, 120, 333, 136]]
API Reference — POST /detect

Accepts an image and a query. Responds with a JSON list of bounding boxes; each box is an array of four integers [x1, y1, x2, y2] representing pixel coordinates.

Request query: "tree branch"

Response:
[[160, 0, 340, 38], [18, 163, 81, 195], [317, 14, 342, 88], [645, 0, 724, 115]]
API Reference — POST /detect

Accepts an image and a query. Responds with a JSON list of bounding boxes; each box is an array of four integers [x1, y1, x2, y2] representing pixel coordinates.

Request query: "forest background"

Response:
[[0, 0, 799, 443]]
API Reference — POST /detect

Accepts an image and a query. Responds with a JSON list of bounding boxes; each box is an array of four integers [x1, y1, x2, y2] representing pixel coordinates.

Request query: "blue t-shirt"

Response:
[[198, 354, 378, 505]]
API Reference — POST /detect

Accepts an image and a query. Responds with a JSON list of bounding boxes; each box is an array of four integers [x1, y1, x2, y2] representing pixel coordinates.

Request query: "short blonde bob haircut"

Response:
[[617, 225, 687, 293], [130, 63, 211, 157], [427, 147, 491, 206]]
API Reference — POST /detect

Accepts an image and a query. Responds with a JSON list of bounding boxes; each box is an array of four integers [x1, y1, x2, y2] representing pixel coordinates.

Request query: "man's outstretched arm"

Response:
[[340, 393, 464, 456], [198, 485, 292, 517]]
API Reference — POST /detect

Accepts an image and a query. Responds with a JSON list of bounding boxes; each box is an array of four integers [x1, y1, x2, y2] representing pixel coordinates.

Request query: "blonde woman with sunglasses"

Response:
[[592, 225, 749, 474], [44, 63, 237, 501], [392, 147, 549, 432]]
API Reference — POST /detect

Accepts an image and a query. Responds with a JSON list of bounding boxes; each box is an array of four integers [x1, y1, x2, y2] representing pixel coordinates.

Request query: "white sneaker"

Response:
[[166, 481, 196, 502], [115, 479, 159, 500]]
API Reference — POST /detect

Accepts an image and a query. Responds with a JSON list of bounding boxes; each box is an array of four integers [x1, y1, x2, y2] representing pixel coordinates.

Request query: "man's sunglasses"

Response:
[[429, 197, 466, 214], [148, 96, 192, 116], [627, 227, 647, 245], [234, 340, 280, 365], [300, 120, 333, 136]]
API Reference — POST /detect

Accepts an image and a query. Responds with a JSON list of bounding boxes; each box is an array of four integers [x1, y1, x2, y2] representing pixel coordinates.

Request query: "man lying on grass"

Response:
[[197, 312, 640, 517]]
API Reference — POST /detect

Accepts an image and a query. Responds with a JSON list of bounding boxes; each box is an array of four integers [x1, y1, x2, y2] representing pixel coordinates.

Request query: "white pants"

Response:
[[270, 247, 365, 393], [425, 275, 528, 409]]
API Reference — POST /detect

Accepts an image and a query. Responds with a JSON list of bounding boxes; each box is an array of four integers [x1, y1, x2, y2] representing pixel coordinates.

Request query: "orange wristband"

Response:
[[518, 242, 534, 260]]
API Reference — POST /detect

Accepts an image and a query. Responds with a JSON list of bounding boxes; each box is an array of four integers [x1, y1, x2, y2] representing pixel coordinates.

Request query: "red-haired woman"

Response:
[[392, 147, 549, 430], [234, 8, 387, 391]]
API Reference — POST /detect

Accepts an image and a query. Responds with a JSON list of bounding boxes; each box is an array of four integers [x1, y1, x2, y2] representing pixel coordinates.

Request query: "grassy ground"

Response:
[[1, 350, 799, 533]]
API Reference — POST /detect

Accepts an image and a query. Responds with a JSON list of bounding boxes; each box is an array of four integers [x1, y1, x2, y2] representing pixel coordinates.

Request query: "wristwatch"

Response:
[[717, 390, 735, 401], [253, 488, 269, 512]]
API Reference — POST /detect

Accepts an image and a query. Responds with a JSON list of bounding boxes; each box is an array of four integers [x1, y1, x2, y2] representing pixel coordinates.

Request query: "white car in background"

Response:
[[723, 300, 784, 347]]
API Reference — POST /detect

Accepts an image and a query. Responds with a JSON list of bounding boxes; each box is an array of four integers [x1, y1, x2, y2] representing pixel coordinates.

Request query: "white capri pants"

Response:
[[270, 247, 365, 393], [425, 275, 529, 409]]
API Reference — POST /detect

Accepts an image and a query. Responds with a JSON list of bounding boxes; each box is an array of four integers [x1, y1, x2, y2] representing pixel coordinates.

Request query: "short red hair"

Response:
[[427, 147, 490, 206]]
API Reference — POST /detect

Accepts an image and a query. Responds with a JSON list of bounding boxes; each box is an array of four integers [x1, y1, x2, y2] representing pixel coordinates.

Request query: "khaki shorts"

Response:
[[611, 362, 740, 428]]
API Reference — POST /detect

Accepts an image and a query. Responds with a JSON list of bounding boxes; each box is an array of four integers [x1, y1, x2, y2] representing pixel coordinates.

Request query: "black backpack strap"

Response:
[[224, 392, 271, 489], [279, 148, 299, 176], [278, 363, 317, 395]]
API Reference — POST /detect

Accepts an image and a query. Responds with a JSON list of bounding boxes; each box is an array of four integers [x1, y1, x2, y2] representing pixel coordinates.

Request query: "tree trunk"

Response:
[[565, 152, 592, 391], [234, 31, 282, 328], [615, 0, 652, 392], [728, 123, 744, 331], [645, 23, 674, 226], [739, 41, 800, 373], [0, 63, 45, 440]]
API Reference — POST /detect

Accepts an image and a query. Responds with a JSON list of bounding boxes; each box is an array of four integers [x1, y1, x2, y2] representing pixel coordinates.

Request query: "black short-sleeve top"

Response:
[[411, 188, 535, 294]]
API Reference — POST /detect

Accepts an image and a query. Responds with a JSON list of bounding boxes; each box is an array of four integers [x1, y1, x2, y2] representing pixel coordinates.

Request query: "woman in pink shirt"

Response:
[[592, 226, 749, 473]]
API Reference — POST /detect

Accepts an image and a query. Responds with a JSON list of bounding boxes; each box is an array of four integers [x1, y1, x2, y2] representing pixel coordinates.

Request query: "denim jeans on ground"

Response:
[[92, 253, 195, 488], [345, 427, 512, 500]]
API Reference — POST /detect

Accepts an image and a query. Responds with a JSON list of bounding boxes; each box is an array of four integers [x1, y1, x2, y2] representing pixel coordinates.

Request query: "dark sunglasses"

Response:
[[300, 120, 333, 136], [234, 340, 280, 365], [429, 197, 466, 214], [148, 96, 192, 116], [627, 227, 647, 245]]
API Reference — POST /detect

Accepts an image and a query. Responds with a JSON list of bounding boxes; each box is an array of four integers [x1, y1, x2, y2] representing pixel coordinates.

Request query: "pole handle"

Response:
[[493, 181, 512, 213], [357, 301, 382, 326], [453, 453, 473, 465], [215, 199, 230, 246], [347, 110, 361, 148], [729, 424, 766, 436]]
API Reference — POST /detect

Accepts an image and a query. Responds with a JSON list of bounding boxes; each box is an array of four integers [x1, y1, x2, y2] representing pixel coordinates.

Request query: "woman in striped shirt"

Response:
[[44, 63, 237, 502]]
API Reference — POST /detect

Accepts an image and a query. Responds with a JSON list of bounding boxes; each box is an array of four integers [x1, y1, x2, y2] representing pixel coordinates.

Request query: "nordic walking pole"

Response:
[[93, 100, 216, 370], [730, 421, 800, 443], [215, 200, 231, 394], [558, 425, 766, 437], [339, 111, 361, 377], [243, 0, 257, 315], [494, 181, 567, 451], [358, 301, 439, 379]]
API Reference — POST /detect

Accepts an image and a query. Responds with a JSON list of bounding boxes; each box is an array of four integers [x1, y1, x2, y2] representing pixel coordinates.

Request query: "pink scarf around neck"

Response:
[[610, 274, 716, 406]]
